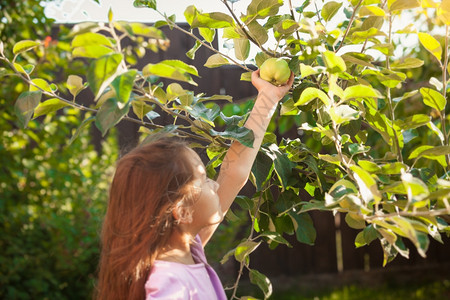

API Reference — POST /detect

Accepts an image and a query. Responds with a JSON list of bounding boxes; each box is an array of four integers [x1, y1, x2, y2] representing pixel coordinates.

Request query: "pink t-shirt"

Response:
[[145, 236, 227, 300]]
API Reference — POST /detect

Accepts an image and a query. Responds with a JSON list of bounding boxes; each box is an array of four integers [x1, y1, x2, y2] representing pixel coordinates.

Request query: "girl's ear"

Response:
[[172, 200, 193, 224]]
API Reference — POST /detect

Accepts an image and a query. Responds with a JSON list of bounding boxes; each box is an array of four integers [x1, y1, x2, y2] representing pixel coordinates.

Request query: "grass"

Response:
[[270, 279, 450, 300]]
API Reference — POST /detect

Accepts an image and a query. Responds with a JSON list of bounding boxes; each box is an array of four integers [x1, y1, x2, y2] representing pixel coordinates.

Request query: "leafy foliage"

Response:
[[0, 2, 116, 299], [2, 0, 450, 299]]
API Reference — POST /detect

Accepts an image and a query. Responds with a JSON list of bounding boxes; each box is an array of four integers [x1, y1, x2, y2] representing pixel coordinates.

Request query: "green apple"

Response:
[[259, 58, 291, 86]]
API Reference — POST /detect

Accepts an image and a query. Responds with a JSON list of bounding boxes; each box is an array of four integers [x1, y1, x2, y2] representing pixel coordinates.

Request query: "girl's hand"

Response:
[[251, 69, 294, 100]]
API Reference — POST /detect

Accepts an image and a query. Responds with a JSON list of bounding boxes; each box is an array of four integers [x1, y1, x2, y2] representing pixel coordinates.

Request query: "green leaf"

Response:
[[259, 231, 290, 246], [223, 27, 242, 39], [300, 63, 321, 77], [140, 124, 179, 144], [408, 145, 433, 160], [13, 40, 40, 55], [131, 97, 153, 120], [234, 240, 261, 262], [420, 87, 446, 111], [348, 143, 370, 155], [263, 144, 296, 190], [280, 98, 300, 115], [22, 64, 35, 74], [294, 87, 330, 106], [243, 0, 283, 22], [328, 105, 360, 125], [72, 45, 114, 59], [199, 94, 233, 102], [240, 71, 253, 82], [111, 69, 137, 103], [247, 20, 268, 45], [186, 40, 202, 59], [391, 57, 424, 69], [199, 27, 215, 43], [220, 112, 246, 126], [341, 52, 375, 68], [249, 269, 272, 299], [427, 121, 445, 143], [418, 32, 442, 62], [289, 212, 316, 245], [389, 0, 420, 11], [438, 0, 450, 25], [191, 12, 235, 28], [187, 102, 220, 126], [14, 91, 42, 128], [390, 216, 429, 257], [204, 53, 230, 68], [343, 85, 382, 100], [362, 69, 406, 88], [355, 231, 366, 248], [380, 162, 408, 175], [166, 83, 187, 101], [370, 43, 394, 56], [323, 51, 346, 73], [33, 98, 69, 119], [87, 53, 123, 100], [71, 32, 113, 48], [133, 0, 157, 10], [108, 7, 113, 22], [95, 98, 130, 136], [69, 115, 95, 145], [395, 114, 430, 130], [273, 19, 299, 35], [409, 145, 450, 161], [345, 213, 366, 229], [209, 125, 255, 148], [401, 173, 429, 197], [350, 165, 382, 204], [234, 38, 250, 61], [321, 1, 343, 21], [359, 5, 386, 16], [251, 152, 274, 191], [363, 224, 378, 244], [129, 23, 165, 39], [30, 78, 52, 92], [361, 15, 384, 31], [67, 75, 86, 97], [143, 60, 198, 85], [184, 5, 199, 25]]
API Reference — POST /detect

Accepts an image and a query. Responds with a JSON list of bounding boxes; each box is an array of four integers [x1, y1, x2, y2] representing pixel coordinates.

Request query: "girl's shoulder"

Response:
[[145, 261, 215, 299]]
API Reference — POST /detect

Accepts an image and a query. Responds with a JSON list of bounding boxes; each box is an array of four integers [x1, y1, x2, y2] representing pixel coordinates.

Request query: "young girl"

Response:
[[95, 70, 294, 300]]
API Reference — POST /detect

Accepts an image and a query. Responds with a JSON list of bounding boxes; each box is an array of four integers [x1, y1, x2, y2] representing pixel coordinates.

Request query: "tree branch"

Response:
[[157, 10, 253, 72]]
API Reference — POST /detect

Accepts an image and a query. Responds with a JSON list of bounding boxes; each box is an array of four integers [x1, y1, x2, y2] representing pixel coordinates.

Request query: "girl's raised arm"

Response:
[[199, 70, 294, 245]]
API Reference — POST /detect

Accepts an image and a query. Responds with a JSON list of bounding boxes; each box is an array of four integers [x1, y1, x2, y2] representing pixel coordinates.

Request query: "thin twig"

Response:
[[335, 0, 364, 53], [229, 182, 268, 299], [364, 208, 450, 221], [220, 0, 282, 59], [3, 56, 224, 144], [157, 9, 252, 72], [441, 25, 449, 170], [288, 0, 304, 52]]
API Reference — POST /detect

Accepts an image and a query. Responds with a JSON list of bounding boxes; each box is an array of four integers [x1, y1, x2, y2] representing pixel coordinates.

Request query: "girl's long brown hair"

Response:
[[95, 138, 195, 300]]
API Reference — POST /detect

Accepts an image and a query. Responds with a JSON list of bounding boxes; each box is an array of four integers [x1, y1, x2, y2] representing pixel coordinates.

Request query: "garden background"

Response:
[[1, 0, 450, 299]]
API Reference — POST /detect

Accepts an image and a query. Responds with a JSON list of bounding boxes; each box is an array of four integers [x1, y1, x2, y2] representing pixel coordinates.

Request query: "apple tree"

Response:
[[2, 0, 450, 298]]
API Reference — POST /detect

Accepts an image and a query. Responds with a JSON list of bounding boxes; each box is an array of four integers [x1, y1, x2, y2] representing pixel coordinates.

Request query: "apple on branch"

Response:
[[259, 58, 291, 86]]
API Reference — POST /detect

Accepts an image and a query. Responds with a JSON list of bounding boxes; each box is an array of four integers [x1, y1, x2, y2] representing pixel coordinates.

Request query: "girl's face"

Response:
[[185, 148, 223, 230]]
